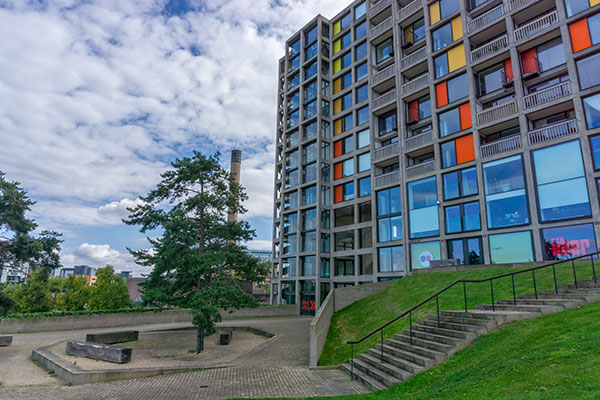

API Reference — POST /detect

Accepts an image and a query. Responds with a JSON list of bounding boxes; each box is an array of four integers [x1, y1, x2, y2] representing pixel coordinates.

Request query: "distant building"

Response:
[[59, 267, 75, 277], [74, 265, 96, 276], [119, 271, 132, 279], [126, 278, 146, 306], [0, 266, 29, 284], [248, 249, 272, 263]]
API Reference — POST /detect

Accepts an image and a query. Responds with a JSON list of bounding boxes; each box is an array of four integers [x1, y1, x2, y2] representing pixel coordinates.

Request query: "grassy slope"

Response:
[[319, 262, 597, 366]]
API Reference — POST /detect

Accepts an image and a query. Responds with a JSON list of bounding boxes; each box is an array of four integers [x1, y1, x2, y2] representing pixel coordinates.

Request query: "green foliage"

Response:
[[4, 306, 165, 319], [87, 265, 132, 311], [11, 268, 54, 313], [124, 151, 268, 352], [0, 287, 15, 317], [52, 275, 92, 311]]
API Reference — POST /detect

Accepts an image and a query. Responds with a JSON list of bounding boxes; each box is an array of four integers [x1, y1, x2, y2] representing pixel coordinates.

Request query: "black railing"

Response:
[[347, 251, 600, 380]]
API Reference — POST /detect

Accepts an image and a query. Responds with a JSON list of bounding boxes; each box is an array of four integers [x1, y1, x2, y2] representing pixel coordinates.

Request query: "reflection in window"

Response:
[[577, 53, 600, 90], [583, 94, 600, 130], [376, 38, 393, 64], [489, 231, 533, 264], [448, 237, 482, 265], [378, 246, 404, 272], [377, 186, 402, 242], [445, 201, 480, 234], [542, 223, 597, 261], [378, 110, 397, 136], [443, 167, 478, 200], [408, 176, 439, 238]]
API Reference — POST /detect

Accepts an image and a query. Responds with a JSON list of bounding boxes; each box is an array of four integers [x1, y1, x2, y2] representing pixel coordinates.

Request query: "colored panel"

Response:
[[333, 58, 341, 74], [436, 81, 448, 108], [334, 163, 342, 180], [447, 44, 465, 72], [333, 78, 341, 94], [569, 19, 592, 53], [334, 140, 343, 157], [521, 48, 538, 74], [455, 134, 475, 164], [451, 16, 462, 41], [408, 100, 419, 122], [333, 21, 341, 36], [334, 99, 341, 114], [429, 2, 441, 26], [504, 59, 513, 81], [334, 185, 343, 203], [592, 0, 600, 6], [333, 39, 341, 54], [404, 26, 413, 43], [459, 103, 472, 130], [335, 119, 343, 135]]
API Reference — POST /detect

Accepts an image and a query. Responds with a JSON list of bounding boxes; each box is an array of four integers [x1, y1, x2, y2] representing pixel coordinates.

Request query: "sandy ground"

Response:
[[48, 328, 268, 370]]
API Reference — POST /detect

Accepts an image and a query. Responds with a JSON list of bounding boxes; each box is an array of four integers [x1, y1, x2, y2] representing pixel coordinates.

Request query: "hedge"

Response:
[[2, 307, 180, 320]]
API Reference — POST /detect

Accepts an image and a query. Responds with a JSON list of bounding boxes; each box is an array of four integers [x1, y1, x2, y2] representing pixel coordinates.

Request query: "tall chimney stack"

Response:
[[228, 150, 242, 223]]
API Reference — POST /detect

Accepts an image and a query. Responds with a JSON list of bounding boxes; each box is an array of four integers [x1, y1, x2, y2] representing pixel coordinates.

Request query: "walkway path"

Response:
[[0, 317, 368, 399]]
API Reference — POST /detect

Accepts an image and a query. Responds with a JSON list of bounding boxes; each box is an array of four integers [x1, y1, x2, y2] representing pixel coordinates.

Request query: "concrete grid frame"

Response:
[[270, 0, 600, 315]]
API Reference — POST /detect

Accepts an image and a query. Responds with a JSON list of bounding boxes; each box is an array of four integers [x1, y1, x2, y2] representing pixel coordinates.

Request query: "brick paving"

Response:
[[0, 317, 369, 399]]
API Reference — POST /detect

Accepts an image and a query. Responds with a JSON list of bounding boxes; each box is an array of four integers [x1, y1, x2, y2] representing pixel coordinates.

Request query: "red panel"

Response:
[[408, 100, 419, 122], [334, 185, 343, 203], [455, 134, 475, 164], [459, 103, 472, 130], [436, 81, 448, 108], [334, 140, 343, 158], [569, 19, 592, 53], [521, 48, 538, 75], [504, 59, 513, 81], [334, 163, 342, 180]]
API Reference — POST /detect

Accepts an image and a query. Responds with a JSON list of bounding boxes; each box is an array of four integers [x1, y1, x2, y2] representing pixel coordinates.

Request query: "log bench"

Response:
[[86, 330, 139, 344], [0, 335, 12, 346]]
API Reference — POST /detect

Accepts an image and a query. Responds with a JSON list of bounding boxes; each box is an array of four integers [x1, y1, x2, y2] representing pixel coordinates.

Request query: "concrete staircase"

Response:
[[340, 278, 600, 391]]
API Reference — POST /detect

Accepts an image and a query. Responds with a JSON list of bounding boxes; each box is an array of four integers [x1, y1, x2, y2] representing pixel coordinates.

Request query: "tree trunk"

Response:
[[196, 325, 204, 353]]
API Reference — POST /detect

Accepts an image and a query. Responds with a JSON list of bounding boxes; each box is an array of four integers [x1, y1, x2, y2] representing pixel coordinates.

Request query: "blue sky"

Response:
[[0, 0, 342, 275]]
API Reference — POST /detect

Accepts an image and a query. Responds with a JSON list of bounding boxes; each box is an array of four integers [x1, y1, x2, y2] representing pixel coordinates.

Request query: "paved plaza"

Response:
[[0, 317, 368, 399]]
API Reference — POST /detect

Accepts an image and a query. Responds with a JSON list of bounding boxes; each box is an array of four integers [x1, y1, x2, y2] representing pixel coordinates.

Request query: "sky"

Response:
[[0, 0, 343, 276]]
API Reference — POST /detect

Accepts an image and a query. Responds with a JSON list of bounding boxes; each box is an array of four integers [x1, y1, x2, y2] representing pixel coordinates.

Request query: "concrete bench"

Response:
[[66, 341, 132, 364], [219, 329, 233, 345], [430, 259, 460, 268], [86, 330, 139, 345], [0, 335, 12, 346]]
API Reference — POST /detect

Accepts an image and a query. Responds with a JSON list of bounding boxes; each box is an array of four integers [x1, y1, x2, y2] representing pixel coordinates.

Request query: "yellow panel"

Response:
[[333, 78, 341, 94], [591, 0, 599, 6], [335, 119, 343, 135], [429, 2, 441, 26], [334, 99, 341, 114], [451, 16, 463, 41], [334, 21, 341, 36], [404, 26, 413, 43], [334, 58, 341, 74], [333, 39, 341, 54], [448, 43, 466, 72]]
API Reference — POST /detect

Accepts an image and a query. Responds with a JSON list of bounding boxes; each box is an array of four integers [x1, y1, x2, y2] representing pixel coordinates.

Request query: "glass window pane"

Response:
[[583, 94, 600, 130], [590, 14, 600, 45], [448, 239, 464, 264], [537, 39, 566, 72], [466, 238, 482, 265], [357, 63, 368, 81], [590, 135, 600, 170], [357, 106, 369, 125], [443, 171, 459, 200], [445, 205, 462, 233], [355, 2, 366, 19], [432, 23, 452, 51], [447, 74, 469, 103], [357, 84, 368, 103], [357, 129, 370, 148], [435, 53, 449, 79], [489, 231, 534, 264], [565, 0, 589, 17], [411, 241, 441, 269], [358, 153, 370, 172], [463, 201, 480, 231], [355, 22, 367, 40], [376, 38, 393, 64], [359, 176, 371, 197], [461, 167, 478, 196], [378, 218, 391, 242], [378, 247, 392, 271], [542, 223, 598, 260], [440, 0, 459, 19], [577, 53, 600, 90], [442, 141, 457, 168], [439, 107, 461, 137]]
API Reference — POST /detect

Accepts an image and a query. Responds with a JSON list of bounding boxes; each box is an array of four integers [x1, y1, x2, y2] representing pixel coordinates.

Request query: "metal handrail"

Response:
[[347, 250, 600, 380]]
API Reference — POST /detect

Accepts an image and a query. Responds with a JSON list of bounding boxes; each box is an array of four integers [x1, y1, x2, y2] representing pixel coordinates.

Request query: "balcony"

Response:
[[405, 130, 433, 152], [370, 16, 393, 40], [523, 81, 572, 110], [374, 170, 400, 187], [401, 73, 429, 96], [369, 0, 392, 16], [480, 135, 521, 158], [509, 0, 536, 11], [476, 99, 517, 125], [398, 0, 423, 22], [372, 64, 395, 87], [373, 89, 397, 111], [400, 46, 427, 70], [528, 119, 578, 145], [406, 160, 435, 179], [467, 4, 504, 33], [373, 142, 400, 162], [470, 35, 508, 64], [514, 11, 558, 43]]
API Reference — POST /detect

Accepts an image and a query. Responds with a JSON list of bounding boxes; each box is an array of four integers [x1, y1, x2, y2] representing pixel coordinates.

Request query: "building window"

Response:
[[404, 18, 425, 46], [542, 223, 597, 261], [434, 43, 465, 79], [565, 0, 595, 18], [285, 169, 298, 189], [355, 1, 366, 19], [334, 182, 354, 203], [334, 258, 354, 276], [443, 166, 478, 200], [304, 100, 317, 120], [407, 95, 431, 123], [357, 152, 370, 172], [302, 163, 317, 183], [334, 51, 353, 74], [303, 122, 317, 141], [334, 135, 353, 158], [302, 208, 317, 231], [378, 246, 404, 272], [281, 281, 296, 304], [429, 0, 460, 25], [356, 63, 368, 81], [476, 60, 513, 97], [358, 176, 371, 197], [441, 134, 475, 168], [438, 103, 472, 137], [590, 135, 600, 170], [289, 55, 300, 72], [335, 230, 354, 250], [483, 154, 529, 229], [320, 258, 330, 278], [583, 93, 600, 129], [357, 106, 369, 126], [333, 32, 352, 55], [359, 254, 373, 275], [283, 234, 297, 254], [408, 176, 439, 239], [284, 191, 298, 209], [355, 22, 367, 40], [532, 140, 590, 222], [302, 232, 317, 252], [320, 233, 331, 253], [489, 231, 534, 264], [445, 201, 481, 234], [448, 237, 482, 265], [577, 53, 600, 90], [432, 16, 461, 52], [334, 92, 352, 115], [286, 130, 299, 148], [333, 72, 352, 94], [359, 227, 372, 249], [411, 241, 441, 269], [377, 186, 402, 242], [569, 13, 600, 53], [521, 38, 566, 76], [357, 129, 370, 148], [436, 73, 469, 108], [334, 205, 354, 227], [376, 38, 393, 64], [356, 84, 368, 103], [378, 110, 397, 136], [302, 185, 317, 205], [359, 202, 372, 222], [288, 73, 300, 90]]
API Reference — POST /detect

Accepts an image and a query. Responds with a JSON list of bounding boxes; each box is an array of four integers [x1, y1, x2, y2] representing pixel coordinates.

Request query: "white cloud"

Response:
[[63, 243, 144, 275], [98, 198, 145, 222]]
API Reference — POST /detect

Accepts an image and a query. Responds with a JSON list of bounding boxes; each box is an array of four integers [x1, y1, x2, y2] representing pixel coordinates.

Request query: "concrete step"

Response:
[[440, 310, 500, 321], [517, 292, 600, 301], [420, 318, 489, 334], [557, 288, 600, 294], [399, 329, 465, 346], [383, 338, 447, 362], [340, 363, 387, 391], [370, 346, 432, 372], [348, 358, 402, 388], [496, 298, 584, 307], [358, 353, 413, 380], [393, 334, 455, 354], [425, 314, 497, 329], [412, 323, 477, 340], [476, 304, 562, 314]]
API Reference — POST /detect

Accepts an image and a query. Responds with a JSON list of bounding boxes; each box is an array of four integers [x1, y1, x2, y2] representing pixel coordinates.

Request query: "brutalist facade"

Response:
[[270, 0, 600, 315]]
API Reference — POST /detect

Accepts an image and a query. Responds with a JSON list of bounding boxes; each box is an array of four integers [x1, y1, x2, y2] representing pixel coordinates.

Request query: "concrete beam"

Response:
[[66, 341, 132, 364]]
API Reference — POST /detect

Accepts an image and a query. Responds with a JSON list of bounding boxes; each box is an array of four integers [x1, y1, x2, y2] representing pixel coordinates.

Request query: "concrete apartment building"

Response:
[[269, 0, 600, 315]]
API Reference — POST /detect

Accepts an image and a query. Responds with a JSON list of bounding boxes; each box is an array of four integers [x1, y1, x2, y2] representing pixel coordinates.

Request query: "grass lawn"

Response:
[[319, 261, 598, 366], [234, 301, 600, 400]]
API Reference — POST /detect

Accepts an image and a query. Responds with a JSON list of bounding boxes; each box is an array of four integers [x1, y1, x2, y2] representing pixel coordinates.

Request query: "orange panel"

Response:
[[334, 140, 343, 157], [436, 81, 448, 108], [504, 59, 513, 81], [569, 19, 592, 53], [455, 134, 475, 164], [408, 100, 419, 122], [459, 103, 472, 130], [334, 185, 343, 203], [334, 163, 342, 180], [521, 48, 538, 75]]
